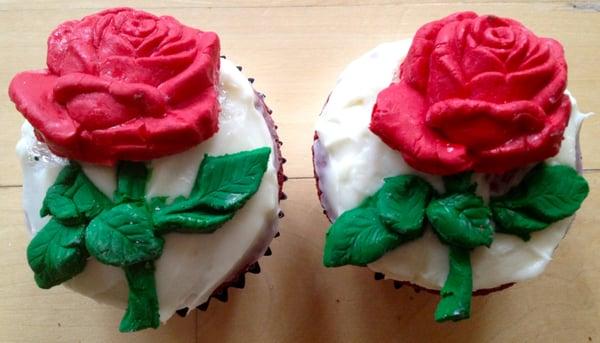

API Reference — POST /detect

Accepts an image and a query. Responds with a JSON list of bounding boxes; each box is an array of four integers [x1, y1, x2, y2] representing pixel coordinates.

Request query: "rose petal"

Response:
[[505, 28, 531, 70], [155, 16, 185, 51], [86, 88, 218, 162], [507, 39, 565, 110], [370, 81, 472, 175], [145, 88, 219, 145], [155, 27, 197, 56], [47, 21, 97, 75], [520, 38, 550, 70], [9, 71, 78, 145], [97, 31, 136, 58], [532, 39, 567, 111], [427, 21, 472, 102], [401, 11, 477, 91], [136, 21, 169, 57], [468, 72, 512, 102], [463, 47, 505, 80], [473, 95, 571, 172], [426, 99, 546, 150], [158, 32, 220, 105], [98, 56, 161, 85], [53, 72, 167, 116], [135, 49, 198, 86], [65, 93, 136, 131], [53, 73, 108, 102]]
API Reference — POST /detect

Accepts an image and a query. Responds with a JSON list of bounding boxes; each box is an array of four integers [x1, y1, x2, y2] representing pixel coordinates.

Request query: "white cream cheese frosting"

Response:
[[17, 58, 280, 321], [314, 39, 589, 291]]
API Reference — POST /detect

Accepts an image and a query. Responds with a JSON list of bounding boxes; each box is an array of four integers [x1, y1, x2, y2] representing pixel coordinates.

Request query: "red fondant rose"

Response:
[[370, 12, 570, 175], [9, 8, 221, 164]]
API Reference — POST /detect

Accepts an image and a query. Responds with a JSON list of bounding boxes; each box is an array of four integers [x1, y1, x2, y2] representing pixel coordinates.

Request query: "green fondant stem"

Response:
[[114, 161, 148, 204], [435, 246, 472, 322], [120, 262, 160, 332]]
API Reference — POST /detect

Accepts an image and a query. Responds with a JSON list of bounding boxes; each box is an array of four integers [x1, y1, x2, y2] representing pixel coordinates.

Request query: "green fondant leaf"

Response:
[[85, 204, 164, 267], [119, 262, 160, 332], [435, 247, 472, 322], [114, 162, 148, 204], [377, 175, 432, 236], [491, 164, 589, 240], [443, 172, 476, 194], [323, 174, 434, 267], [150, 147, 271, 232], [323, 202, 403, 267], [490, 206, 548, 241], [27, 218, 87, 289], [153, 209, 234, 233], [41, 163, 112, 224], [192, 147, 271, 211], [426, 193, 494, 249]]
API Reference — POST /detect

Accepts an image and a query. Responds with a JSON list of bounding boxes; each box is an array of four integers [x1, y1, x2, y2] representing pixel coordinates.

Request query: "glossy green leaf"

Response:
[[153, 209, 234, 233], [40, 163, 112, 224], [426, 193, 494, 249], [435, 247, 472, 322], [491, 164, 589, 241], [119, 262, 160, 332], [376, 175, 432, 237], [150, 147, 271, 232], [85, 204, 163, 266], [192, 147, 271, 211], [27, 219, 87, 289], [491, 207, 548, 241], [323, 202, 403, 267]]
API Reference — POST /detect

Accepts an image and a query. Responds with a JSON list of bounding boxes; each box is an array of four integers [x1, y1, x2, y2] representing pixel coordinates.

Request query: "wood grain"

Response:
[[0, 0, 577, 11], [0, 1, 598, 342]]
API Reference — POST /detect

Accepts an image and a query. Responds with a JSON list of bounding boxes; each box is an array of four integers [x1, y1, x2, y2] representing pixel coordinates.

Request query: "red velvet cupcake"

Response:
[[11, 8, 284, 332], [314, 12, 590, 322]]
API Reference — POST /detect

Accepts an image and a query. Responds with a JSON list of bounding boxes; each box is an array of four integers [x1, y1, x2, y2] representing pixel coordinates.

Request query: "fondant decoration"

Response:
[[28, 147, 271, 331], [323, 164, 588, 322], [435, 247, 472, 322], [9, 8, 221, 165], [370, 11, 570, 175], [491, 164, 589, 240], [323, 175, 433, 267], [427, 193, 494, 249]]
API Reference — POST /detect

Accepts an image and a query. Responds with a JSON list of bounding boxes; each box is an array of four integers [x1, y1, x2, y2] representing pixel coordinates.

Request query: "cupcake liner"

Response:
[[371, 272, 515, 296], [175, 248, 270, 317], [175, 64, 286, 317]]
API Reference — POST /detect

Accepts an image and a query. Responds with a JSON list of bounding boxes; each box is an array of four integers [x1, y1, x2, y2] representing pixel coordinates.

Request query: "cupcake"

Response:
[[313, 12, 590, 321], [9, 8, 284, 332]]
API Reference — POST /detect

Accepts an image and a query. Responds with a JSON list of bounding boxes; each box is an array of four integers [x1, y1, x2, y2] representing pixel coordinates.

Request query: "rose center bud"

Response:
[[121, 18, 156, 37], [483, 26, 515, 48]]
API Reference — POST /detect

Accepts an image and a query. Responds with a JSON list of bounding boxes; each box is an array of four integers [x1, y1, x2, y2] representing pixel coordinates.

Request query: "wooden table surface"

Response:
[[1, 1, 599, 342]]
